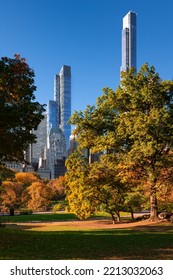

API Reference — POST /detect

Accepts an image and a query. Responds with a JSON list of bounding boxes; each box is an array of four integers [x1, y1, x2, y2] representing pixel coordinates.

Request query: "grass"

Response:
[[0, 212, 78, 223], [0, 225, 173, 260], [0, 211, 129, 224], [0, 213, 173, 260]]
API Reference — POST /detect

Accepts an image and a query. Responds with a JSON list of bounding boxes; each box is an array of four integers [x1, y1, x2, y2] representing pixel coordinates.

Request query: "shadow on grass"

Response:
[[0, 224, 173, 260]]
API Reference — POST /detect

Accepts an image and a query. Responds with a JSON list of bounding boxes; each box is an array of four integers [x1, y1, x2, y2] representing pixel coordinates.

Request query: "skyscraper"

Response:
[[54, 65, 71, 150], [46, 65, 71, 178], [121, 11, 137, 72]]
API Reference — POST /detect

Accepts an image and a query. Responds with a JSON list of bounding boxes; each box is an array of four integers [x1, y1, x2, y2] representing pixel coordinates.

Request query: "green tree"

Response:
[[116, 65, 173, 220], [69, 64, 173, 221], [0, 54, 45, 163]]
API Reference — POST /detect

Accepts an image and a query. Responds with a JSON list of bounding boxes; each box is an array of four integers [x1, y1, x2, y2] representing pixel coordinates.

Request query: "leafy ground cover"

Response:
[[0, 213, 173, 260]]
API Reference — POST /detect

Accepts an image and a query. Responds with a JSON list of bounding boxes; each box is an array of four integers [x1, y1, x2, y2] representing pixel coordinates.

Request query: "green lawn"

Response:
[[0, 212, 78, 223], [0, 213, 173, 260]]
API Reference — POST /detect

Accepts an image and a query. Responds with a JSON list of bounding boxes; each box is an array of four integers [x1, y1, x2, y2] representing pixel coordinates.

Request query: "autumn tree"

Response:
[[0, 180, 23, 215], [65, 151, 127, 223], [65, 150, 96, 219], [0, 54, 45, 163], [69, 64, 173, 221], [22, 181, 52, 211], [14, 172, 40, 188], [154, 166, 173, 212], [48, 176, 66, 201], [0, 172, 42, 214]]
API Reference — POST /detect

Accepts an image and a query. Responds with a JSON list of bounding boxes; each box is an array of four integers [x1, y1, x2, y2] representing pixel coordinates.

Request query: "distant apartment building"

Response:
[[121, 11, 137, 72]]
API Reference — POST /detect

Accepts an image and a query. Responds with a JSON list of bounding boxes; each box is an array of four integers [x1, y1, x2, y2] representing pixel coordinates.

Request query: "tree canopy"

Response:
[[0, 54, 45, 163], [66, 64, 173, 221]]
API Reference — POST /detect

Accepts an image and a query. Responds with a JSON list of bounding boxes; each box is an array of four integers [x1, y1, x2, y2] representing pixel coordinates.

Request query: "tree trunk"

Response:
[[130, 209, 134, 221], [111, 213, 116, 224], [116, 211, 121, 222], [149, 185, 159, 221], [9, 208, 14, 216]]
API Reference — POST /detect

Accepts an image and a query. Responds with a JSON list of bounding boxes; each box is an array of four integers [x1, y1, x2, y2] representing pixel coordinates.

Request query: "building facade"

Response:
[[46, 127, 67, 178], [121, 11, 137, 72]]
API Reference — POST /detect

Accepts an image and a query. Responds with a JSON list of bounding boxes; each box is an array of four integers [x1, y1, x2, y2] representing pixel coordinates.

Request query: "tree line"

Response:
[[0, 171, 66, 215]]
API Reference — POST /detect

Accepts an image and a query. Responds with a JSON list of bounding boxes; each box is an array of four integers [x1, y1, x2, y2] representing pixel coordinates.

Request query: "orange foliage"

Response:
[[47, 176, 66, 200], [1, 180, 23, 208], [22, 181, 52, 211], [15, 172, 40, 187]]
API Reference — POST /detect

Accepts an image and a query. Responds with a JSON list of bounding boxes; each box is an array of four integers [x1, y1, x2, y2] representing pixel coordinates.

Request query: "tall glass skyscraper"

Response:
[[47, 65, 71, 150], [46, 65, 71, 177], [121, 11, 137, 72], [54, 65, 71, 150]]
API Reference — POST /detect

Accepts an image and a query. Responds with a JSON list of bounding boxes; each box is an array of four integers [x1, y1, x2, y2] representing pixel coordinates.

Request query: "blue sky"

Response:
[[1, 0, 173, 113]]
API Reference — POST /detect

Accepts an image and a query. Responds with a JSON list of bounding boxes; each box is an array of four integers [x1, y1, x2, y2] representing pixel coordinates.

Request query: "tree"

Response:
[[65, 151, 127, 223], [155, 166, 173, 212], [69, 64, 173, 221], [0, 180, 23, 215], [65, 150, 96, 219], [87, 154, 127, 223], [116, 65, 173, 220], [48, 176, 66, 201], [0, 172, 41, 214], [0, 54, 45, 163], [14, 172, 40, 188], [22, 181, 52, 211]]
